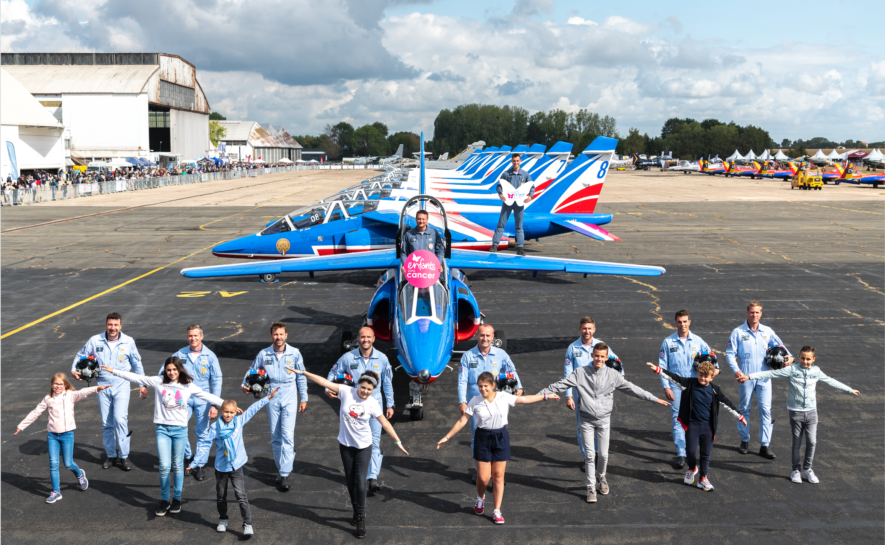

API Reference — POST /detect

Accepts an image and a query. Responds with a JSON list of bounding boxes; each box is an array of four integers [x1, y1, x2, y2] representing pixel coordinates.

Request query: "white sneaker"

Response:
[[243, 524, 254, 536], [697, 476, 715, 492], [216, 519, 229, 532], [801, 469, 819, 484], [791, 470, 802, 483], [684, 466, 699, 485]]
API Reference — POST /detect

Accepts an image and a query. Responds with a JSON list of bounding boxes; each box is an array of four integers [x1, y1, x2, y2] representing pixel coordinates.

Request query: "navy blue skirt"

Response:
[[473, 426, 510, 462]]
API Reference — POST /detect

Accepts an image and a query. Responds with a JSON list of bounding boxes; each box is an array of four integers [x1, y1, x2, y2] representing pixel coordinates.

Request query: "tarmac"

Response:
[[2, 169, 883, 543]]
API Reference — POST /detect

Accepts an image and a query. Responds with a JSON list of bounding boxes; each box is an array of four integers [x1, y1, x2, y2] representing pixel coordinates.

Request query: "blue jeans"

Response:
[[48, 431, 82, 492], [156, 424, 187, 501], [491, 203, 525, 248]]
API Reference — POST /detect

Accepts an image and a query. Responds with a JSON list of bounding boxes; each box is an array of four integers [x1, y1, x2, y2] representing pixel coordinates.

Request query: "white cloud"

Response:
[[1, 0, 882, 141]]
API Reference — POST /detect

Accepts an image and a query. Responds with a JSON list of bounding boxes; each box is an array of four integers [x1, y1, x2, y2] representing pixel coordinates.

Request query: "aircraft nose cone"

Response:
[[417, 369, 431, 383], [212, 238, 247, 255]]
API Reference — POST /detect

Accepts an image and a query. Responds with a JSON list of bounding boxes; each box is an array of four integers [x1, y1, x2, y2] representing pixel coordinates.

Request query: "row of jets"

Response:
[[181, 136, 665, 417]]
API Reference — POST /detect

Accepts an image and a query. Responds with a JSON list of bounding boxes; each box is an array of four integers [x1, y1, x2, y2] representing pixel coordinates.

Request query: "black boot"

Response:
[[738, 441, 749, 454], [675, 456, 686, 468], [356, 514, 366, 538], [760, 446, 776, 459]]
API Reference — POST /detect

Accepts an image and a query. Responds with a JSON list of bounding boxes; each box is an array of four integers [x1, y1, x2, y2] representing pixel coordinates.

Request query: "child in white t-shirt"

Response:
[[293, 367, 408, 539], [437, 371, 558, 525]]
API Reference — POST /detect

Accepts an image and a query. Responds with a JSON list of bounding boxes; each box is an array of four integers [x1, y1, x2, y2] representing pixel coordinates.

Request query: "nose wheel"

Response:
[[260, 273, 277, 283], [405, 381, 425, 421]]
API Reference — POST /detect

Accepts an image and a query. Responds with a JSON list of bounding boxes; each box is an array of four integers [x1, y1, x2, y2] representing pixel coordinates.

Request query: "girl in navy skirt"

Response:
[[438, 371, 558, 524]]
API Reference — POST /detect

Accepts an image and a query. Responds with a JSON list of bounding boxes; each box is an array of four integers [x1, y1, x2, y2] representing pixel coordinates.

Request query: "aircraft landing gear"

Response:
[[492, 330, 507, 351], [406, 381, 425, 421], [260, 273, 276, 283]]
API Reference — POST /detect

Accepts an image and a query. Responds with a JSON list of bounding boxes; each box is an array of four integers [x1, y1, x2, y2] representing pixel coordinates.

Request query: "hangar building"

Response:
[[1, 67, 65, 178], [1, 52, 211, 164], [217, 121, 302, 163]]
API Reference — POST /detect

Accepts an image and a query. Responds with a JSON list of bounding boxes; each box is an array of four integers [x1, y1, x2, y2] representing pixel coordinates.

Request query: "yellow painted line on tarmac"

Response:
[[787, 201, 884, 215], [1, 241, 225, 339]]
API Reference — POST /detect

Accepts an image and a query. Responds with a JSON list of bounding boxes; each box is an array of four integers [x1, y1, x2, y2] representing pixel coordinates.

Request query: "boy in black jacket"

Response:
[[646, 361, 746, 491]]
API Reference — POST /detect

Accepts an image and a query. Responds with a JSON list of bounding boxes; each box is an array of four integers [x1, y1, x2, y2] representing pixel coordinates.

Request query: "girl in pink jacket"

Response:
[[16, 373, 109, 504]]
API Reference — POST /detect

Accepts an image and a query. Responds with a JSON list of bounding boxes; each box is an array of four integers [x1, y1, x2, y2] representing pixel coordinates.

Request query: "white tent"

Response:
[[294, 159, 307, 164], [726, 150, 744, 162], [278, 157, 293, 163], [757, 149, 771, 161], [774, 150, 790, 161], [308, 159, 319, 164], [252, 158, 266, 164], [865, 149, 884, 162], [810, 149, 828, 160], [744, 150, 758, 161], [827, 149, 844, 160]]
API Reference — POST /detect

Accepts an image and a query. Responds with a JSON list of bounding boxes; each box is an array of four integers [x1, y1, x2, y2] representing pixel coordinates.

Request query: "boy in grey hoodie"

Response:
[[538, 343, 670, 503], [741, 346, 859, 484]]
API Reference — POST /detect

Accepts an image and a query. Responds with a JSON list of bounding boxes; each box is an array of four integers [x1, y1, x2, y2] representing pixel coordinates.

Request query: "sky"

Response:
[[2, 0, 883, 143]]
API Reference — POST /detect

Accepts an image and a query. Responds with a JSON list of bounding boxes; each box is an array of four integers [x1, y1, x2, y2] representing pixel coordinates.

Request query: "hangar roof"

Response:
[[218, 121, 302, 149], [3, 64, 160, 94]]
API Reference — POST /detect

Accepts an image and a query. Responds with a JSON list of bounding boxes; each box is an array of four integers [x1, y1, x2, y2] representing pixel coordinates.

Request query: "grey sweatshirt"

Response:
[[538, 365, 658, 422]]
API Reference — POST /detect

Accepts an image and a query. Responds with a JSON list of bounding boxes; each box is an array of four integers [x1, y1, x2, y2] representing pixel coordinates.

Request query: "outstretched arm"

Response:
[[514, 393, 559, 405], [290, 367, 340, 393], [437, 413, 471, 449], [101, 366, 158, 388], [376, 414, 409, 455]]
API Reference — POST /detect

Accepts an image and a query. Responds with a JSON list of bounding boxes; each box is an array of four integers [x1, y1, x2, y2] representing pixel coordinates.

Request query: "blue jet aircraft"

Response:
[[181, 194, 665, 420]]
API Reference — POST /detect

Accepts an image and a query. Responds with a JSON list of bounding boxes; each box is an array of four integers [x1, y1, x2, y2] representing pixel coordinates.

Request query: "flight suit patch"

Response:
[[669, 347, 679, 353], [741, 335, 750, 341], [119, 356, 126, 362], [350, 363, 359, 370], [96, 347, 104, 353], [469, 362, 478, 368], [200, 367, 208, 375]]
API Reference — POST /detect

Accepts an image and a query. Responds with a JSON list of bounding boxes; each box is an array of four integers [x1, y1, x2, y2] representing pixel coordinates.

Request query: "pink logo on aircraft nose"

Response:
[[405, 250, 440, 288]]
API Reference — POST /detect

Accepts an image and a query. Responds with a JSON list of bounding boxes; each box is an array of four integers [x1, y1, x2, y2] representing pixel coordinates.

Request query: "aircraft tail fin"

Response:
[[529, 136, 617, 215], [394, 144, 404, 158]]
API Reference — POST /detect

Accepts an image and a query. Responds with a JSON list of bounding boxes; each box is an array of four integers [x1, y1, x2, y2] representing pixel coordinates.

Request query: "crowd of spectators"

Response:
[[1, 161, 294, 206]]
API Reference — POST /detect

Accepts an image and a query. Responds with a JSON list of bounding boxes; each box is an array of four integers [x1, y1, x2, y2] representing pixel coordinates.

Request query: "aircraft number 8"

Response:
[[597, 161, 609, 179]]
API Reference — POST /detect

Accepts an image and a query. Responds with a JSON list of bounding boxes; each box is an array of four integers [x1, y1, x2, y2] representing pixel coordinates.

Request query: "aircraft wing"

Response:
[[448, 249, 664, 276], [361, 209, 403, 227], [181, 250, 399, 278], [551, 219, 622, 241]]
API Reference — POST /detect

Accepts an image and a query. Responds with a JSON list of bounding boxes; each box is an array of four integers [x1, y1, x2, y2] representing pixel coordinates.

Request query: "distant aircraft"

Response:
[[666, 160, 701, 174], [829, 163, 884, 188], [182, 195, 665, 420], [343, 144, 404, 165], [632, 152, 673, 171]]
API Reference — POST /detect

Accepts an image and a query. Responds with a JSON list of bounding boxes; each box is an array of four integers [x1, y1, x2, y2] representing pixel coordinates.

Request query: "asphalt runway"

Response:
[[2, 195, 883, 543]]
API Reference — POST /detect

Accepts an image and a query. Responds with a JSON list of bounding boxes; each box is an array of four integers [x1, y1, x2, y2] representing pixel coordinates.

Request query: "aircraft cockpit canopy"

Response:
[[259, 200, 381, 235], [399, 282, 447, 325]]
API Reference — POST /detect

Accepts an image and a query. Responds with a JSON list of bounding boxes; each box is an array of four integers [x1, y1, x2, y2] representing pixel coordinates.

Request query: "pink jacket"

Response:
[[17, 387, 100, 433]]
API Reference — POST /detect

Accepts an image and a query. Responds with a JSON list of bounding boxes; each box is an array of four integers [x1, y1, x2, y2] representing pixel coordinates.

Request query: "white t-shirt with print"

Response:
[[464, 391, 516, 430], [337, 386, 383, 449]]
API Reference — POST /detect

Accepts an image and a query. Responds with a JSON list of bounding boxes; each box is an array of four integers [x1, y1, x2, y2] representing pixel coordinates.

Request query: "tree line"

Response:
[[295, 123, 421, 161]]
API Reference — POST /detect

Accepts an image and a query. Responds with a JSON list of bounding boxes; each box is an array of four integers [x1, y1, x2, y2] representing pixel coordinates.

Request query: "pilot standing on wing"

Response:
[[401, 209, 445, 263], [240, 322, 308, 492], [458, 324, 523, 483], [490, 154, 533, 256], [325, 327, 394, 497]]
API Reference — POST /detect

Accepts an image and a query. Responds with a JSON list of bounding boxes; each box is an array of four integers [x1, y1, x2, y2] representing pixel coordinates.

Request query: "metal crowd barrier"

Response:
[[0, 164, 374, 207]]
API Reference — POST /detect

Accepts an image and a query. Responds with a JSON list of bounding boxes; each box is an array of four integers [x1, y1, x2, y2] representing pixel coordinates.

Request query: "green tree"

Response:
[[352, 125, 388, 156], [209, 111, 226, 120], [661, 118, 695, 140], [665, 121, 705, 159], [371, 122, 389, 138], [700, 118, 723, 131], [388, 131, 420, 158], [326, 122, 355, 157], [621, 128, 645, 156], [209, 120, 227, 147]]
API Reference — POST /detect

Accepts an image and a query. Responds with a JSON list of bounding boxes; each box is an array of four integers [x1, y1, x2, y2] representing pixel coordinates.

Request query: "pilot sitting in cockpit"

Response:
[[401, 210, 446, 263]]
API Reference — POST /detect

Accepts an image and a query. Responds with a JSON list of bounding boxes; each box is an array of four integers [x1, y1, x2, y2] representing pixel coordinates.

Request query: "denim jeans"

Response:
[[48, 431, 82, 492], [491, 203, 525, 248], [789, 409, 818, 471], [156, 424, 188, 501]]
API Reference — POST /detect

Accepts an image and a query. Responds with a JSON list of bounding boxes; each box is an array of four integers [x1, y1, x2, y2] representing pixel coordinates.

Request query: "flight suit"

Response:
[[241, 344, 308, 477], [72, 332, 144, 458], [326, 348, 394, 480], [401, 225, 446, 263], [726, 322, 790, 446]]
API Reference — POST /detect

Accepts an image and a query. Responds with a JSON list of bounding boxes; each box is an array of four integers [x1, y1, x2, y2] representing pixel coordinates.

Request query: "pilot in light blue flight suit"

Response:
[[240, 322, 308, 491], [564, 317, 622, 467], [458, 324, 523, 478], [71, 312, 146, 469], [325, 327, 394, 493], [162, 324, 222, 479], [657, 310, 717, 467], [726, 302, 792, 458], [401, 209, 446, 263]]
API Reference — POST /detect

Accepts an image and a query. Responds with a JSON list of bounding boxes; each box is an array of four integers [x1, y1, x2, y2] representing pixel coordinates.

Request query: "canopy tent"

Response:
[[308, 159, 319, 164], [125, 157, 156, 167], [744, 150, 758, 161], [827, 149, 844, 160], [757, 150, 771, 161], [774, 150, 790, 161], [278, 157, 293, 163], [294, 159, 307, 163], [810, 149, 828, 160], [726, 150, 744, 162], [865, 149, 884, 161], [252, 159, 266, 164]]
